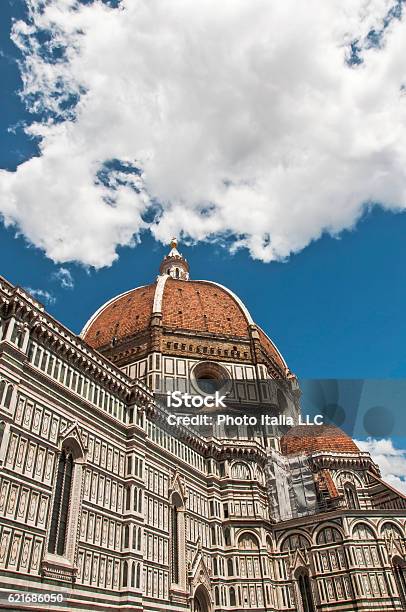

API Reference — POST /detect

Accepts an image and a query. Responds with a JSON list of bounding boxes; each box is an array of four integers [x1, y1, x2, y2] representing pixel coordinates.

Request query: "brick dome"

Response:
[[81, 241, 290, 377], [83, 278, 252, 346], [280, 425, 360, 456]]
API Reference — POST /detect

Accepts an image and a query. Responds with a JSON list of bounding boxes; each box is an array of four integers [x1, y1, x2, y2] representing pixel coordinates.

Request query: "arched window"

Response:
[[171, 492, 184, 584], [238, 532, 260, 550], [281, 533, 310, 552], [131, 562, 135, 587], [316, 527, 343, 545], [215, 587, 220, 605], [123, 525, 129, 549], [171, 504, 179, 582], [231, 462, 251, 480], [344, 483, 359, 509], [125, 486, 131, 511], [229, 586, 236, 606], [137, 528, 142, 550], [194, 586, 210, 612], [227, 558, 234, 576], [224, 527, 231, 547], [382, 522, 404, 540], [136, 563, 141, 588], [297, 569, 315, 612], [393, 557, 406, 610], [122, 560, 128, 587], [48, 449, 74, 555], [352, 523, 375, 540], [0, 382, 13, 409]]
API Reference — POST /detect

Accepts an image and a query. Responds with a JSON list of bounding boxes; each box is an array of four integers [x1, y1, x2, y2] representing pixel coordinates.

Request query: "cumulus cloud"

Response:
[[357, 438, 406, 493], [52, 267, 74, 289], [25, 287, 56, 305], [1, 0, 406, 267]]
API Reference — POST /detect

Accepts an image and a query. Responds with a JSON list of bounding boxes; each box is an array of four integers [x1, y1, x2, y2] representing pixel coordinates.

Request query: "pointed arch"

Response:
[[170, 488, 186, 589], [295, 567, 316, 612], [0, 381, 14, 410], [0, 380, 6, 404], [123, 524, 129, 549], [224, 526, 231, 547], [0, 420, 9, 464], [393, 555, 406, 610], [47, 431, 85, 562], [344, 482, 359, 509], [193, 584, 212, 612], [122, 560, 128, 588], [136, 563, 141, 588]]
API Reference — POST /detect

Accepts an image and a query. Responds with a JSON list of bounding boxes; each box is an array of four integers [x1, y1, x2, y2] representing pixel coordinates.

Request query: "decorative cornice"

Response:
[[309, 451, 380, 475]]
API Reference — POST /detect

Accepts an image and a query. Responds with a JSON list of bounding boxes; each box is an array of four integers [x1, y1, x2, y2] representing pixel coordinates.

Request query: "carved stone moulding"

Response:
[[41, 558, 78, 584]]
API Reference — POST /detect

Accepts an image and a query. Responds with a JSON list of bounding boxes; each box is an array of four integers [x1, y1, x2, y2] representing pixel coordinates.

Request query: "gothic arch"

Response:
[[62, 435, 86, 463], [343, 481, 360, 509], [392, 555, 406, 610], [43, 427, 86, 580], [169, 483, 186, 590], [294, 567, 316, 612], [0, 380, 14, 410], [0, 420, 10, 464], [193, 584, 212, 612]]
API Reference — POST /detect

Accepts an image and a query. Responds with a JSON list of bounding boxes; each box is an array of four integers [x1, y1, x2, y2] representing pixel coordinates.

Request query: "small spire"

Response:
[[159, 237, 190, 280]]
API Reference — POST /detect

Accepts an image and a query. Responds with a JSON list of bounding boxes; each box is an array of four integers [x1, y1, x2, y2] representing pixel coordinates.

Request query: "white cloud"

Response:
[[25, 287, 56, 305], [1, 0, 406, 267], [52, 267, 74, 289], [356, 438, 406, 494]]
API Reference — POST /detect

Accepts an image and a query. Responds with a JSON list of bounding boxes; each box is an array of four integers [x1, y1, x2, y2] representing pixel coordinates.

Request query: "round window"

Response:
[[191, 362, 231, 396]]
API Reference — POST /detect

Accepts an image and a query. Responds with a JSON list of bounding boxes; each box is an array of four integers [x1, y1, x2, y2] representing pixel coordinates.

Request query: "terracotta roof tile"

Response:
[[280, 424, 359, 456]]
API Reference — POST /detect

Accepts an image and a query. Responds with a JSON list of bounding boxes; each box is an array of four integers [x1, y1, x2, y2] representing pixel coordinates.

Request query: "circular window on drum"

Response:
[[191, 361, 231, 396]]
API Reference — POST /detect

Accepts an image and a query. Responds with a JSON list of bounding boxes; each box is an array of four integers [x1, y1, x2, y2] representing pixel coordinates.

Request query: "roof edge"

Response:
[[80, 284, 150, 339]]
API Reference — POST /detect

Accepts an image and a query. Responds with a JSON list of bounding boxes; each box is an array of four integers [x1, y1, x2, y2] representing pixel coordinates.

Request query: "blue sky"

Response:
[[0, 208, 405, 380]]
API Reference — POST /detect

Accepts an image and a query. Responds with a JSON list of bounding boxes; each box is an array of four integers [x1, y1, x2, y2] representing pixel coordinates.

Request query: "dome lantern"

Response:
[[159, 237, 190, 280]]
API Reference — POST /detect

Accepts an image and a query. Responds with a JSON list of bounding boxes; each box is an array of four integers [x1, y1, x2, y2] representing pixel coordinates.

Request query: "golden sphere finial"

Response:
[[170, 237, 177, 249]]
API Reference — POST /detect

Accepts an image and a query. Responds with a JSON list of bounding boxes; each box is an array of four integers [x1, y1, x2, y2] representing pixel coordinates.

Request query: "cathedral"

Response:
[[1, 239, 406, 612]]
